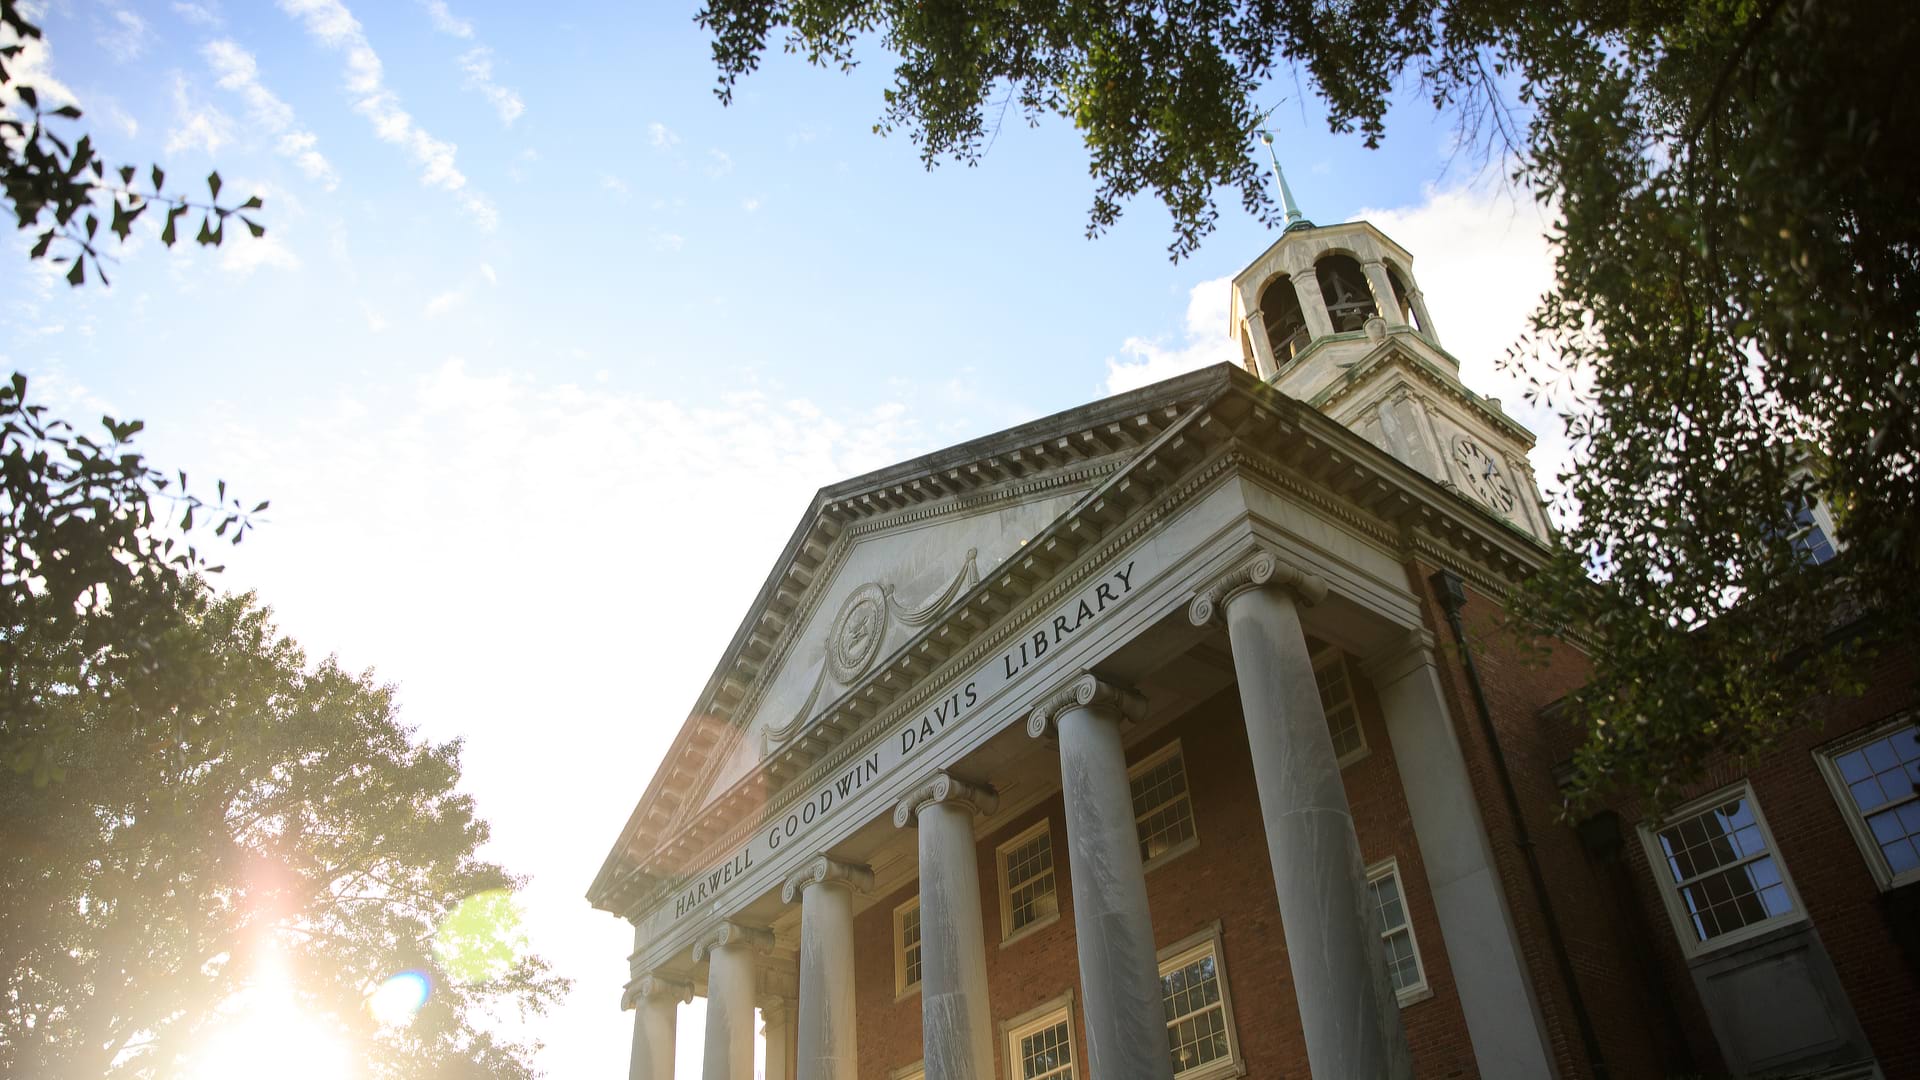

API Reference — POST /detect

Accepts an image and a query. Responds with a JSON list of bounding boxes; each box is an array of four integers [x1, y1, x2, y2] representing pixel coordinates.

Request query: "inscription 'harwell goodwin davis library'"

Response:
[[663, 556, 1145, 925]]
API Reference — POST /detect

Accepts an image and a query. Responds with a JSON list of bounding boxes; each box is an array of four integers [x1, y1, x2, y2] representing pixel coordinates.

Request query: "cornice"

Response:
[[593, 365, 1575, 918], [1312, 340, 1536, 447]]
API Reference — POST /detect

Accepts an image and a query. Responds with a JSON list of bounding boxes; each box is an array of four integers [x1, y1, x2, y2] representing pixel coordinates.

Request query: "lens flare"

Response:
[[432, 889, 529, 985], [367, 970, 432, 1028]]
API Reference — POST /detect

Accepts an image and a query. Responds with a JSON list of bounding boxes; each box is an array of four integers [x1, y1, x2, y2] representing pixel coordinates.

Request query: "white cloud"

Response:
[[479, 262, 497, 285], [278, 0, 495, 229], [173, 2, 223, 26], [650, 230, 684, 253], [1102, 277, 1237, 395], [741, 196, 761, 213], [1355, 178, 1572, 489], [705, 149, 733, 177], [106, 101, 139, 137], [165, 74, 236, 157], [359, 300, 387, 332], [457, 47, 523, 126], [98, 8, 152, 63], [423, 289, 465, 317], [647, 121, 678, 149], [204, 39, 341, 190], [419, 0, 472, 37], [1, 21, 79, 111], [220, 229, 300, 275], [170, 360, 924, 1076], [599, 174, 629, 199]]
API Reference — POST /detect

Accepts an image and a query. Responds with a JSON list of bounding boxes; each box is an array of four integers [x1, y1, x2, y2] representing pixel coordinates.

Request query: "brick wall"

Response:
[[1418, 558, 1920, 1078], [854, 654, 1486, 1079]]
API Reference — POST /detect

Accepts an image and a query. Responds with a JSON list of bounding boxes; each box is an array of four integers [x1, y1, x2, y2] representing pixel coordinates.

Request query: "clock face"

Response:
[[1450, 435, 1518, 515]]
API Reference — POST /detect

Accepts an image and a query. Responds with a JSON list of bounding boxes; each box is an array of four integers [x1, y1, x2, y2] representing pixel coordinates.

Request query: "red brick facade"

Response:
[[842, 560, 1920, 1080]]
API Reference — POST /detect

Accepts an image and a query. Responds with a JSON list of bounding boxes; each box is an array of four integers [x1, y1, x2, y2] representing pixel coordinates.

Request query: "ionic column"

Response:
[[625, 974, 693, 1080], [1189, 548, 1412, 1080], [893, 771, 999, 1080], [762, 996, 793, 1080], [1369, 633, 1553, 1079], [1029, 675, 1173, 1080], [781, 855, 875, 1080], [693, 921, 774, 1080]]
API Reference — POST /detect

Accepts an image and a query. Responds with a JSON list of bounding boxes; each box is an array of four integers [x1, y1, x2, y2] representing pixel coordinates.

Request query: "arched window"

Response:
[[1316, 254, 1378, 333], [1258, 275, 1310, 364], [1386, 266, 1422, 332]]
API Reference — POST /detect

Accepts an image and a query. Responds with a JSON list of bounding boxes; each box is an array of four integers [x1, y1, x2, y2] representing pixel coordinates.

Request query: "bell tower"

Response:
[[1229, 147, 1551, 543]]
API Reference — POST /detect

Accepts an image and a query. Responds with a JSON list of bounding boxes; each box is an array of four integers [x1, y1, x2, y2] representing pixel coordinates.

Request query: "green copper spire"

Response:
[[1258, 130, 1312, 231]]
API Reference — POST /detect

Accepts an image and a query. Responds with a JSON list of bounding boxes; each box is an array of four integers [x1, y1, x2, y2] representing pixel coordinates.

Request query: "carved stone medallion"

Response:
[[826, 582, 887, 684]]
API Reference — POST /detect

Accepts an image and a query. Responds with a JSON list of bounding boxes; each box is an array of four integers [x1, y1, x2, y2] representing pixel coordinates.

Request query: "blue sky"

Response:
[[3, 2, 1562, 1075]]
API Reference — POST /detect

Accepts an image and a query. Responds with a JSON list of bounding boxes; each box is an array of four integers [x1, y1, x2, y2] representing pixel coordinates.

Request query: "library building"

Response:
[[587, 209, 1920, 1079]]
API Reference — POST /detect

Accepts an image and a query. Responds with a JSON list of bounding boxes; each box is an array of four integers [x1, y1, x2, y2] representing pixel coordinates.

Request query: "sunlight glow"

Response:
[[189, 954, 352, 1080]]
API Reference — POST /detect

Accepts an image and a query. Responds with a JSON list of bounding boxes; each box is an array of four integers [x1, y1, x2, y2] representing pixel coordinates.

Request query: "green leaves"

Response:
[[1, 3, 266, 286]]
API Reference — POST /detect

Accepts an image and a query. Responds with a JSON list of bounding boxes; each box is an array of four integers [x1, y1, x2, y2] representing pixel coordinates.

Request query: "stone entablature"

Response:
[[597, 370, 1561, 979]]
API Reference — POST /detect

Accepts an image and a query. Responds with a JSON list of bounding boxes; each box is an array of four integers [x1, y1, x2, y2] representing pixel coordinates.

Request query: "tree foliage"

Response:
[[695, 0, 1919, 806], [1, 581, 568, 1078], [2, 0, 262, 286]]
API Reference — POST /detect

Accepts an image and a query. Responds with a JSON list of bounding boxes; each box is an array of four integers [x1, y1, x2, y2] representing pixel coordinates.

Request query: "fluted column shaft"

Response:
[[1032, 675, 1175, 1080], [627, 977, 689, 1080], [895, 774, 998, 1080], [785, 857, 873, 1080], [1194, 552, 1411, 1080], [697, 924, 771, 1080]]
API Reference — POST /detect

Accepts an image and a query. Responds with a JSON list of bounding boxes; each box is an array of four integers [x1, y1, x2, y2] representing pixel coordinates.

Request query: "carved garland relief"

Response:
[[763, 548, 981, 749]]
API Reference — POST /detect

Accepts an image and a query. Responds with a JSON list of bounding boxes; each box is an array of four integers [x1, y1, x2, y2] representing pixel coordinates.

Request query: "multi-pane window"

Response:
[[1007, 1007, 1075, 1080], [998, 821, 1059, 940], [1792, 503, 1838, 565], [1366, 860, 1428, 1002], [894, 897, 922, 995], [1642, 785, 1800, 953], [1315, 652, 1367, 765], [1160, 945, 1231, 1075], [1130, 743, 1198, 869], [1818, 716, 1920, 890]]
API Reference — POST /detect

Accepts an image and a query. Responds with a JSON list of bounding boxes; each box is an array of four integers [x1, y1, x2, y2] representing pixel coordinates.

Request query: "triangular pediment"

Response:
[[588, 370, 1234, 908]]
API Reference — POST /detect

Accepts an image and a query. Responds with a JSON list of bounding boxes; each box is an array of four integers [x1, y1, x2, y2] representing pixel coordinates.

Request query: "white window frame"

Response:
[[1156, 922, 1246, 1080], [996, 819, 1062, 946], [1815, 711, 1920, 892], [1314, 650, 1370, 768], [893, 896, 922, 999], [1365, 858, 1432, 1006], [889, 1063, 925, 1080], [1001, 990, 1078, 1080], [1636, 781, 1807, 959], [1129, 740, 1201, 872]]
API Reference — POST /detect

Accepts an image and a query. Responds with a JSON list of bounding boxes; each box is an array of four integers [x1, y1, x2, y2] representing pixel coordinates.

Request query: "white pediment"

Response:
[[692, 486, 1093, 812]]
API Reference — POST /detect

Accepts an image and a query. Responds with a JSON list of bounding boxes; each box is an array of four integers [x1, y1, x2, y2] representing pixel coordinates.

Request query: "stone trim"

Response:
[[892, 770, 998, 827], [778, 854, 875, 904], [692, 920, 775, 964], [1188, 546, 1330, 628], [620, 973, 694, 1010], [1025, 671, 1146, 740]]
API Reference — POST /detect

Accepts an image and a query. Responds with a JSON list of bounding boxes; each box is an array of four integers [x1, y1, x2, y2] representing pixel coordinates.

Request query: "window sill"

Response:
[[1172, 1054, 1247, 1080], [1143, 835, 1200, 875], [999, 910, 1061, 949], [893, 983, 921, 1005], [1395, 984, 1434, 1008]]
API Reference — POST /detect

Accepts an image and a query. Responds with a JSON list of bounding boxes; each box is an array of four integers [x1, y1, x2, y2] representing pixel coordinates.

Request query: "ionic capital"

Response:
[[891, 770, 997, 828], [691, 920, 774, 964], [1187, 547, 1329, 627], [621, 972, 694, 1010], [779, 853, 875, 904], [1026, 671, 1146, 740]]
